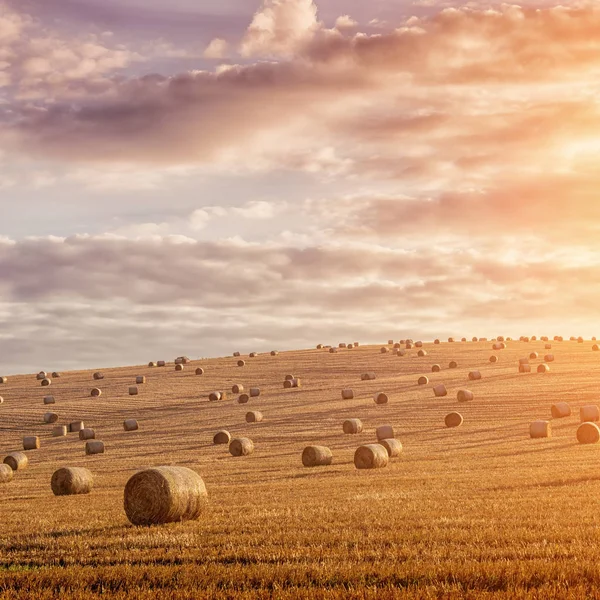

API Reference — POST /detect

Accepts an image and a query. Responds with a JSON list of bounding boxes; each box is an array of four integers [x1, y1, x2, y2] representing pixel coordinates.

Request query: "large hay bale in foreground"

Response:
[[580, 405, 600, 423], [457, 389, 474, 402], [79, 428, 95, 441], [374, 392, 389, 405], [341, 389, 354, 400], [577, 422, 600, 444], [213, 430, 231, 445], [302, 446, 333, 467], [343, 419, 363, 434], [229, 438, 254, 457], [51, 467, 94, 496], [23, 436, 40, 450], [0, 463, 13, 483], [354, 444, 389, 469], [245, 411, 263, 423], [530, 421, 551, 438], [378, 438, 402, 457], [52, 425, 67, 437], [4, 452, 28, 471], [418, 376, 429, 386], [85, 441, 105, 455], [124, 419, 139, 432], [124, 466, 208, 526], [445, 412, 463, 428], [551, 402, 571, 419], [376, 425, 394, 441], [468, 371, 482, 381], [433, 384, 448, 397], [44, 412, 58, 424]]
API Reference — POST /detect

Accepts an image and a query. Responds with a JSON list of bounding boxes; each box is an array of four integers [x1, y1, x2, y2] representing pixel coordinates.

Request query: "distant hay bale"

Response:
[[468, 371, 482, 381], [396, 349, 406, 357], [157, 361, 166, 367], [43, 396, 55, 405], [41, 378, 51, 387], [431, 364, 441, 373], [341, 389, 354, 400], [339, 343, 347, 348], [91, 388, 101, 397], [354, 342, 360, 347], [250, 388, 260, 397], [232, 384, 244, 394], [434, 339, 440, 345], [195, 368, 204, 375], [530, 421, 551, 438], [361, 373, 376, 381], [316, 345, 323, 350], [124, 419, 139, 432], [52, 425, 67, 437], [270, 351, 278, 356], [0, 376, 6, 384], [378, 438, 402, 457], [445, 412, 464, 428], [380, 347, 389, 354], [519, 364, 532, 373], [148, 362, 157, 367], [51, 467, 93, 496], [136, 376, 146, 384], [415, 341, 423, 348], [448, 337, 455, 343], [302, 446, 333, 467], [36, 372, 47, 380], [93, 372, 104, 380], [449, 361, 458, 369], [417, 350, 427, 357], [245, 411, 263, 423], [343, 419, 363, 434], [69, 421, 84, 433], [23, 436, 40, 450], [44, 412, 58, 424], [537, 364, 550, 373], [4, 452, 28, 471], [0, 464, 13, 483], [373, 392, 389, 405], [209, 391, 222, 402], [175, 364, 184, 372], [578, 337, 584, 343], [376, 425, 394, 441], [233, 352, 241, 357], [497, 336, 505, 342], [329, 347, 338, 353], [577, 422, 600, 444], [489, 356, 498, 363], [472, 337, 478, 342], [461, 337, 467, 342], [544, 354, 555, 362], [405, 343, 413, 349], [283, 378, 300, 388], [493, 343, 506, 351], [457, 389, 474, 402], [394, 343, 401, 349], [433, 384, 448, 397], [213, 430, 231, 445], [284, 374, 295, 381], [529, 352, 539, 360], [51, 371, 60, 378], [418, 376, 429, 385], [237, 360, 246, 367], [354, 444, 389, 469], [85, 441, 105, 455], [129, 387, 139, 396], [593, 345, 600, 352], [249, 352, 258, 357], [387, 339, 394, 345], [124, 466, 208, 526], [545, 344, 552, 350], [580, 405, 600, 423], [229, 437, 254, 457], [551, 402, 571, 419], [79, 428, 95, 441]]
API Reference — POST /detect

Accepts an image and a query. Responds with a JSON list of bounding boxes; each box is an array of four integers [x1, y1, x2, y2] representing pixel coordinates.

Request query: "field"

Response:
[[2, 339, 600, 599]]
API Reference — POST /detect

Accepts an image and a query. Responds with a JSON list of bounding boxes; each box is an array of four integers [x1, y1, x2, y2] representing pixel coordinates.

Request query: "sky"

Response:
[[0, 0, 599, 373]]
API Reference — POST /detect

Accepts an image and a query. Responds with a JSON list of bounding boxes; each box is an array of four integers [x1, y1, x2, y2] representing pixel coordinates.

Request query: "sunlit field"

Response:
[[2, 338, 600, 598]]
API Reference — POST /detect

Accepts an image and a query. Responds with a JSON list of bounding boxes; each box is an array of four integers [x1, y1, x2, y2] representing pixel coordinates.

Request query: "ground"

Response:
[[1, 339, 600, 599]]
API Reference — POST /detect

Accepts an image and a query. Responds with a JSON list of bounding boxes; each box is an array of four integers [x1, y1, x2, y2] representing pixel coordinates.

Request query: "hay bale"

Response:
[[0, 396, 2, 404], [577, 422, 600, 444], [593, 345, 599, 352], [492, 343, 505, 350], [431, 364, 441, 373], [418, 376, 429, 385], [4, 452, 28, 471], [129, 387, 139, 396], [343, 419, 363, 434], [434, 339, 440, 345], [79, 428, 95, 441], [457, 389, 474, 402], [124, 466, 208, 526], [233, 352, 241, 357], [43, 395, 55, 405], [23, 436, 40, 450], [175, 364, 184, 372], [417, 350, 427, 357], [449, 361, 458, 369], [52, 425, 67, 437], [489, 355, 498, 363], [36, 372, 47, 380], [537, 364, 550, 373], [378, 438, 402, 457], [445, 412, 463, 428], [341, 389, 354, 400], [124, 419, 139, 431], [387, 339, 394, 345], [229, 438, 254, 456], [578, 337, 584, 343], [354, 444, 389, 469], [396, 349, 406, 357], [302, 446, 333, 467], [93, 372, 104, 380], [157, 361, 166, 367], [433, 384, 448, 397], [544, 354, 555, 362], [0, 376, 6, 384], [283, 378, 301, 389], [468, 371, 482, 381], [51, 371, 60, 378], [136, 376, 146, 384], [415, 341, 423, 348], [545, 344, 552, 350], [51, 467, 93, 496], [148, 362, 157, 367], [91, 388, 101, 397], [405, 343, 413, 349], [472, 337, 478, 342], [580, 405, 600, 422], [209, 391, 222, 402], [361, 373, 376, 381], [376, 425, 394, 441], [373, 392, 389, 405], [232, 384, 244, 394], [245, 411, 263, 423], [249, 352, 258, 357], [339, 343, 347, 348], [529, 352, 539, 359], [519, 364, 532, 373], [213, 430, 231, 445], [43, 412, 58, 424], [0, 464, 13, 483], [85, 441, 105, 455], [530, 421, 551, 438], [461, 337, 467, 342], [195, 368, 204, 375], [250, 388, 260, 397], [380, 347, 389, 354], [237, 394, 249, 404], [270, 351, 278, 356], [41, 378, 51, 387], [551, 402, 571, 419], [69, 421, 84, 433], [237, 360, 246, 367]]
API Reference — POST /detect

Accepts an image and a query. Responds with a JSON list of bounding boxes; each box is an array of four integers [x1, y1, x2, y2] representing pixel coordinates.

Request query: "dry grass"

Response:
[[2, 340, 600, 598]]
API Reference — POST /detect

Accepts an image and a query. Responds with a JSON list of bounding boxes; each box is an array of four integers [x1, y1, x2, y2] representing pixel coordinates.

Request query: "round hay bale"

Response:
[[434, 339, 440, 345], [361, 373, 376, 381], [445, 412, 463, 428], [175, 364, 184, 372], [36, 372, 47, 380], [79, 428, 95, 441], [0, 396, 3, 404], [415, 341, 423, 348], [90, 388, 101, 397], [52, 372, 61, 378], [519, 357, 529, 365], [519, 364, 532, 373], [0, 463, 13, 483], [405, 343, 413, 349], [529, 352, 539, 360], [23, 436, 40, 450], [124, 419, 139, 432], [232, 384, 244, 394], [580, 405, 600, 423], [329, 348, 338, 353], [489, 355, 498, 363], [44, 412, 58, 424], [283, 379, 298, 389], [249, 388, 260, 397], [129, 387, 139, 396], [431, 364, 441, 373], [354, 444, 389, 469], [578, 337, 584, 343], [249, 352, 258, 357], [380, 347, 389, 354], [449, 361, 458, 369], [339, 343, 347, 348], [41, 378, 51, 387], [270, 351, 278, 356], [551, 402, 571, 419], [233, 352, 241, 357], [237, 360, 246, 367], [229, 438, 254, 457], [376, 425, 394, 441], [195, 368, 204, 375], [418, 376, 429, 385], [457, 389, 474, 402], [448, 337, 455, 343], [284, 374, 295, 381], [213, 430, 231, 445], [148, 362, 157, 367], [341, 389, 354, 400], [245, 411, 263, 423], [433, 384, 448, 397], [545, 344, 552, 350], [353, 342, 360, 347], [468, 371, 482, 381], [461, 337, 467, 342], [396, 349, 406, 357], [417, 350, 427, 357], [4, 452, 28, 471], [577, 422, 600, 444], [43, 395, 55, 405], [472, 337, 478, 342], [0, 376, 6, 383], [593, 345, 600, 352], [124, 466, 207, 526], [238, 394, 250, 404], [537, 364, 550, 373], [493, 343, 506, 350], [69, 421, 84, 433], [85, 441, 105, 455], [530, 420, 551, 438], [394, 343, 401, 349], [51, 467, 93, 496], [209, 391, 222, 402], [93, 372, 104, 380], [52, 425, 67, 437], [544, 354, 555, 362], [157, 361, 166, 367], [343, 419, 363, 434], [373, 392, 389, 405], [378, 438, 402, 457], [387, 339, 394, 345], [136, 376, 146, 384], [302, 446, 333, 467]]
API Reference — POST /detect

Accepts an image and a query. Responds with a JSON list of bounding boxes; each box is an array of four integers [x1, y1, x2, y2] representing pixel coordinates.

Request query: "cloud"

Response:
[[334, 15, 357, 30], [203, 37, 229, 59]]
